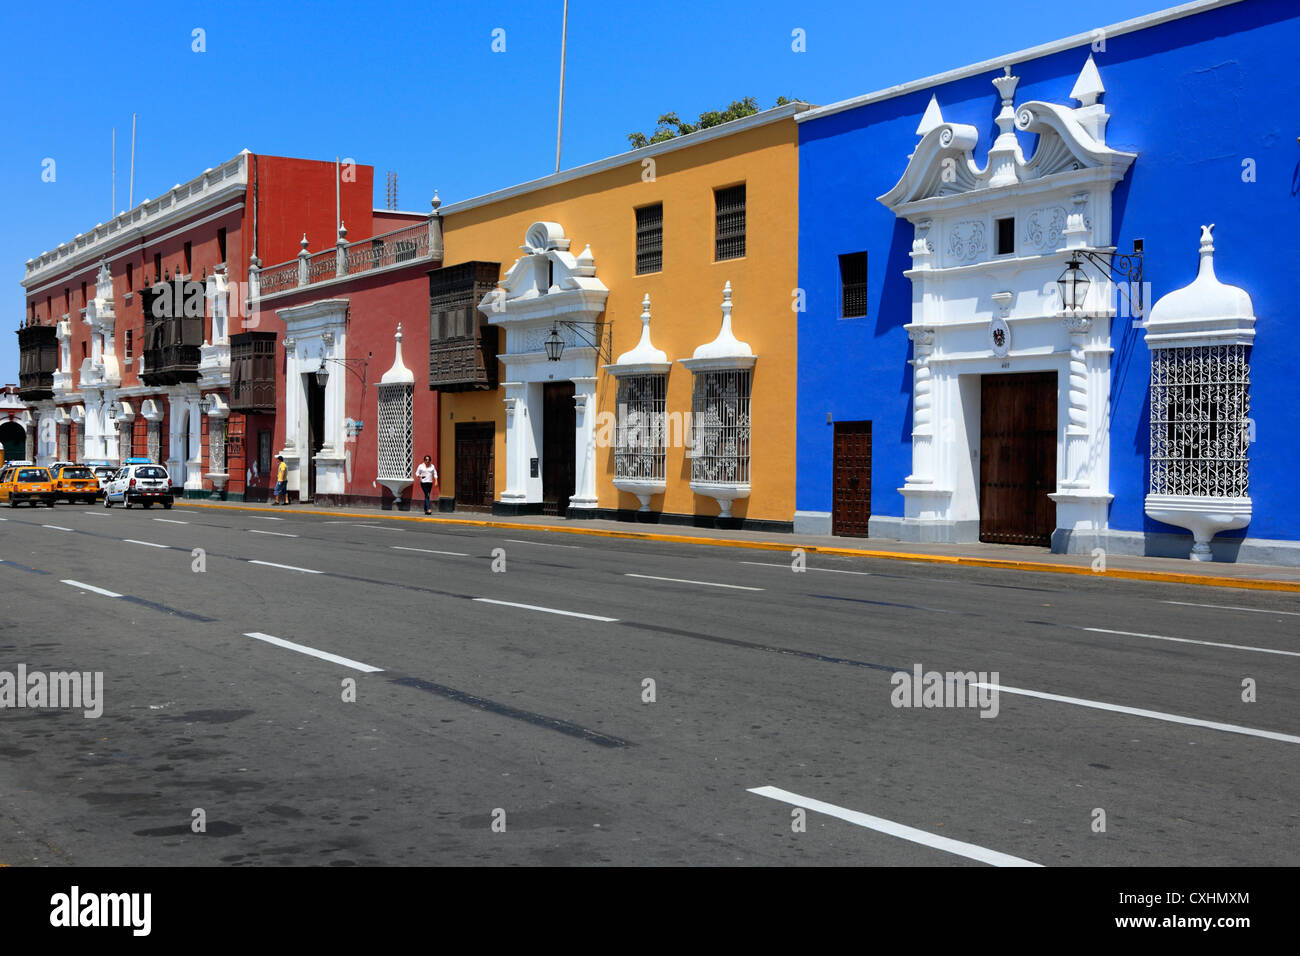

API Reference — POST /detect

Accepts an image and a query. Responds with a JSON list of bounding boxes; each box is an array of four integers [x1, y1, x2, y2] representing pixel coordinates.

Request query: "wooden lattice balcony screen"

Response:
[[428, 261, 501, 391], [230, 331, 278, 412]]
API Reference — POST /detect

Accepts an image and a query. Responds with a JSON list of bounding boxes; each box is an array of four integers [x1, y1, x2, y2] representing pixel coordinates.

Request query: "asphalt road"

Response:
[[1, 502, 1297, 866]]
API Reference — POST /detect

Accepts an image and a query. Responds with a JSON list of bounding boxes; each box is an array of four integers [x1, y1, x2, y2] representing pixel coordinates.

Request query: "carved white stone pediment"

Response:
[[878, 57, 1135, 211]]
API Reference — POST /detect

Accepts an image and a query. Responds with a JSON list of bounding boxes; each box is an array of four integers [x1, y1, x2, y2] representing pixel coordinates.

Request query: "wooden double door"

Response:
[[454, 422, 494, 511], [979, 372, 1057, 547]]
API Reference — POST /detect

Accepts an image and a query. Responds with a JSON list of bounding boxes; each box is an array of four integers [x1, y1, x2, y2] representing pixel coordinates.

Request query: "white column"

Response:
[[1061, 315, 1091, 488], [500, 382, 530, 504], [280, 337, 301, 492], [904, 327, 936, 487], [569, 376, 598, 511]]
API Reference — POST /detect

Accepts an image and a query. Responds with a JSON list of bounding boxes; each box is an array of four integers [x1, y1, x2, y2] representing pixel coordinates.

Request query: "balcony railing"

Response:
[[254, 219, 437, 298]]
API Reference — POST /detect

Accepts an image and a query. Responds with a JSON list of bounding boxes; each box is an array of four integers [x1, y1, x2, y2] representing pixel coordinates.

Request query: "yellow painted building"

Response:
[[429, 103, 806, 529]]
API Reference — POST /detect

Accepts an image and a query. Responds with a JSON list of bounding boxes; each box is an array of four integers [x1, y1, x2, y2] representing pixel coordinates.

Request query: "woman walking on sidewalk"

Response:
[[415, 455, 438, 515]]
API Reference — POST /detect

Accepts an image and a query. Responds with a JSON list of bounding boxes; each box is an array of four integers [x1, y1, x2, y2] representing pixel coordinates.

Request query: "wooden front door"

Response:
[[454, 422, 495, 511], [542, 382, 575, 516], [832, 420, 871, 537], [979, 371, 1057, 546]]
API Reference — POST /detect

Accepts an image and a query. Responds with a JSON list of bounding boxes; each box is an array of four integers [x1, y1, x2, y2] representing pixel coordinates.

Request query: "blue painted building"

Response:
[[795, 0, 1300, 564]]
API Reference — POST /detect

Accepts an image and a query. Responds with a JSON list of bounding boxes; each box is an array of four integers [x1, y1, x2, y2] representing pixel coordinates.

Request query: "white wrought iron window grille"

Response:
[[615, 374, 667, 481], [1149, 345, 1250, 498], [690, 369, 751, 484], [376, 382, 414, 482]]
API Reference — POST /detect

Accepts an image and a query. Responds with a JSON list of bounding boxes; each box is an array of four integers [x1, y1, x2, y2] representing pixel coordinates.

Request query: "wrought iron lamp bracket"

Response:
[[1076, 245, 1145, 318]]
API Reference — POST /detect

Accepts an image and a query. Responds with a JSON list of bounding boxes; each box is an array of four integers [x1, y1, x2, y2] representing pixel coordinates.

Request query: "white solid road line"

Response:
[[82, 511, 108, 516], [42, 525, 73, 532], [741, 561, 873, 576], [972, 682, 1300, 745], [1085, 626, 1300, 658], [473, 598, 618, 622], [748, 786, 1041, 867], [61, 579, 123, 598], [392, 546, 469, 557], [251, 516, 284, 521], [248, 559, 322, 574], [503, 538, 581, 549], [153, 518, 188, 524], [243, 632, 382, 673], [123, 539, 170, 549], [1161, 599, 1300, 617], [354, 523, 401, 531], [248, 529, 298, 537], [625, 572, 763, 591]]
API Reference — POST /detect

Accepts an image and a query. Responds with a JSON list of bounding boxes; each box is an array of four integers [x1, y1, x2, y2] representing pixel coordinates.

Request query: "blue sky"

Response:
[[0, 0, 1175, 383]]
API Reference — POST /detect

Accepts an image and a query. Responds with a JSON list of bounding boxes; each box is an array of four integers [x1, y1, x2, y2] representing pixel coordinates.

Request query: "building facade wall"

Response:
[[438, 116, 800, 526], [796, 0, 1300, 560]]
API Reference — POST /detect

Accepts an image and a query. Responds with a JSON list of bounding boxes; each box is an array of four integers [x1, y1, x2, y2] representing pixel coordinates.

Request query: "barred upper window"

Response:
[[1149, 345, 1250, 498], [614, 374, 667, 481], [714, 185, 746, 261], [635, 204, 663, 275], [691, 368, 751, 485], [839, 252, 868, 318]]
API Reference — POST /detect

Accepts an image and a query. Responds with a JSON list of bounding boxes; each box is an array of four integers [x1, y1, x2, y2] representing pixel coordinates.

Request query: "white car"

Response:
[[91, 465, 117, 493], [104, 462, 174, 509]]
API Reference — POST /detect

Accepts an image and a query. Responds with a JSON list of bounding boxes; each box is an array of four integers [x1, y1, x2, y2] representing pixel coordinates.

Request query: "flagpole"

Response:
[[555, 0, 568, 174]]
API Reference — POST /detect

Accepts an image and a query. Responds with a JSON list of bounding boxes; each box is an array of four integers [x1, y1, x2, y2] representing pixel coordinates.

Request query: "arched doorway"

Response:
[[0, 421, 25, 464]]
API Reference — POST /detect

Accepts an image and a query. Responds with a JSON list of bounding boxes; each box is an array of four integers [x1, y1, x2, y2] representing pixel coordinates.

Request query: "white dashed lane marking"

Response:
[[61, 579, 123, 598], [243, 632, 382, 673], [748, 786, 1041, 867], [1084, 627, 1300, 658], [473, 598, 617, 622], [248, 560, 321, 575], [625, 573, 763, 591]]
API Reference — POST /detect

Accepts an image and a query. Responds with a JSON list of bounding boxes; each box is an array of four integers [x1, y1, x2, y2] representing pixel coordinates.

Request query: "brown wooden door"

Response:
[[832, 421, 871, 537], [454, 422, 494, 511], [979, 372, 1057, 546], [542, 382, 575, 516]]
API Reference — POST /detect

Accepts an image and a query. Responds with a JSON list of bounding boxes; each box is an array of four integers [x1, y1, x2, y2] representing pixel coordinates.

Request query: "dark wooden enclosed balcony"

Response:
[[17, 324, 58, 400], [428, 261, 501, 392], [229, 331, 277, 412]]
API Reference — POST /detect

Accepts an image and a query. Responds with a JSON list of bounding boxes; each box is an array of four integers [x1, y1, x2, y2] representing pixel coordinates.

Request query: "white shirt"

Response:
[[415, 462, 437, 483]]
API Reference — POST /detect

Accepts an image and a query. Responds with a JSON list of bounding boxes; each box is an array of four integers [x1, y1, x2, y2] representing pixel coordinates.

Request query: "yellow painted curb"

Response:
[[173, 500, 1300, 594]]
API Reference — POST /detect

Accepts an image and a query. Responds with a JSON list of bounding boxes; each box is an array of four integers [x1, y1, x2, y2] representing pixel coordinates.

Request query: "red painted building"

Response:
[[15, 151, 418, 500]]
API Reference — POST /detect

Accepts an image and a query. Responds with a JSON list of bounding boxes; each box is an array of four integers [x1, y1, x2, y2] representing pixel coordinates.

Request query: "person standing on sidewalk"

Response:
[[274, 455, 288, 506], [415, 455, 438, 515]]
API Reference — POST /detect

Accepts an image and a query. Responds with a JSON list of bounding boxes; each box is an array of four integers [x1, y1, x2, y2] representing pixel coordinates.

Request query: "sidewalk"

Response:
[[175, 498, 1300, 593]]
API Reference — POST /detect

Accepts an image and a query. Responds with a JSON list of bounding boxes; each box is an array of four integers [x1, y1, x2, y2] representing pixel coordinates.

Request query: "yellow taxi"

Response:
[[0, 465, 57, 508], [50, 464, 103, 504]]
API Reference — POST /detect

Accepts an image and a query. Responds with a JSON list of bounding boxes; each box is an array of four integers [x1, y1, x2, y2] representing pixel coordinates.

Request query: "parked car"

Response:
[[0, 465, 57, 508], [91, 465, 117, 495], [50, 464, 102, 503], [104, 462, 173, 509]]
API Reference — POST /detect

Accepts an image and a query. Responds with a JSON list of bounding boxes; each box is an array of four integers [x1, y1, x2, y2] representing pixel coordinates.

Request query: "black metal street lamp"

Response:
[[315, 360, 329, 388], [544, 325, 565, 362], [1057, 257, 1091, 313]]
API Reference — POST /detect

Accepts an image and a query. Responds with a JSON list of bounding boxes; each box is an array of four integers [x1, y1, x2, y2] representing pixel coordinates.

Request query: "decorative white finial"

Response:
[[691, 281, 752, 361], [614, 294, 668, 366], [1199, 223, 1215, 252], [916, 95, 944, 137], [1070, 54, 1105, 108], [300, 234, 309, 252], [338, 220, 348, 241], [432, 191, 441, 212], [380, 323, 413, 385]]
